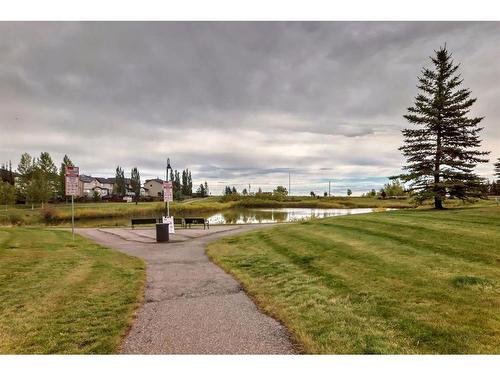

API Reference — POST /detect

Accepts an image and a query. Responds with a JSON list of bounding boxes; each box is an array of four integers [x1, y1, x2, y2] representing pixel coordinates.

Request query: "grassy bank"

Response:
[[207, 206, 500, 354], [0, 228, 145, 353], [0, 198, 235, 226], [228, 196, 415, 209], [0, 196, 494, 226]]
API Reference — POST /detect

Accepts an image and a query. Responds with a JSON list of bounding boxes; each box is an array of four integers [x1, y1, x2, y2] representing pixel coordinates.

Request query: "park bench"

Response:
[[183, 217, 210, 230], [174, 217, 185, 227], [131, 218, 158, 228]]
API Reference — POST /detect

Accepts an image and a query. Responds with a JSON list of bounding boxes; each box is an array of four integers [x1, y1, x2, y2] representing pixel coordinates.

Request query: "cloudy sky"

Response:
[[0, 22, 499, 195]]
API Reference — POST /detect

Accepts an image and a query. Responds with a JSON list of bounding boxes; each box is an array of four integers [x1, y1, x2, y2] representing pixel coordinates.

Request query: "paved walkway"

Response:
[[77, 225, 296, 354]]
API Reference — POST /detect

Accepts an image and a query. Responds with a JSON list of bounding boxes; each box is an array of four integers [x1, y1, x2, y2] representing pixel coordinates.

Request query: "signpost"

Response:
[[65, 166, 79, 240], [163, 180, 173, 216]]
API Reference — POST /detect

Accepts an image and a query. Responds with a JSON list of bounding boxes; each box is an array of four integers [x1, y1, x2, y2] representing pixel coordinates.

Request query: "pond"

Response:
[[206, 207, 377, 225], [59, 207, 383, 227]]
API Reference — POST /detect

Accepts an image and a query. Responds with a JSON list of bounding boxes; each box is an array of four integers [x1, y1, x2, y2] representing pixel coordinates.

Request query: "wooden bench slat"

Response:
[[183, 217, 209, 229], [131, 218, 158, 228]]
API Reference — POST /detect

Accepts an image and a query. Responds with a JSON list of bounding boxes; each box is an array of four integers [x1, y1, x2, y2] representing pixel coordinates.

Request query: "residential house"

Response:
[[79, 175, 130, 197], [144, 178, 164, 198], [79, 175, 98, 197], [95, 177, 115, 196]]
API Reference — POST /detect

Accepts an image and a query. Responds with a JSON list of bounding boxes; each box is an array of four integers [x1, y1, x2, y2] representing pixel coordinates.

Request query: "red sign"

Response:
[[65, 166, 79, 196], [65, 166, 79, 177]]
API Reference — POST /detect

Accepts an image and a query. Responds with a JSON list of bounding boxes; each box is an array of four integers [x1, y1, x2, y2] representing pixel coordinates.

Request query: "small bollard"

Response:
[[156, 223, 169, 242]]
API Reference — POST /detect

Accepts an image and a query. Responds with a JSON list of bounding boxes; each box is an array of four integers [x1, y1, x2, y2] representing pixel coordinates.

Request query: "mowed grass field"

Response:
[[0, 228, 145, 354], [207, 206, 500, 354]]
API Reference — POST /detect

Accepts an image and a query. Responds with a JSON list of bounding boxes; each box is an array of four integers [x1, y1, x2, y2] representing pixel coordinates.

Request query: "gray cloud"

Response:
[[0, 22, 499, 194]]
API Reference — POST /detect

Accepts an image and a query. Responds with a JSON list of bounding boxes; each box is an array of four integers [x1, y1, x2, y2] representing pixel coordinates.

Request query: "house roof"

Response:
[[79, 175, 132, 185], [79, 175, 95, 183], [96, 177, 115, 184], [145, 178, 164, 184]]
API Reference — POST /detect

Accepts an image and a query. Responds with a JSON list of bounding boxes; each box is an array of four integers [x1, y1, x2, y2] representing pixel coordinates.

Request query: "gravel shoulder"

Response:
[[77, 225, 296, 354]]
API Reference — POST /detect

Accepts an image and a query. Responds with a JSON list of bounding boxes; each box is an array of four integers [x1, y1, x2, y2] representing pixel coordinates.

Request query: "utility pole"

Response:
[[288, 171, 291, 196], [248, 184, 251, 194], [165, 158, 172, 217], [329, 181, 331, 197]]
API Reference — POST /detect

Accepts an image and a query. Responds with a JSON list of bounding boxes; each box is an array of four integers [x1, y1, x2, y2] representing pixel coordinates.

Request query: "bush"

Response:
[[41, 206, 57, 223], [0, 212, 25, 226]]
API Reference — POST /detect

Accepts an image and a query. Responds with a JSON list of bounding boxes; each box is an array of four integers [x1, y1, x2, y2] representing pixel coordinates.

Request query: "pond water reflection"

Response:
[[61, 207, 381, 227], [206, 207, 376, 225]]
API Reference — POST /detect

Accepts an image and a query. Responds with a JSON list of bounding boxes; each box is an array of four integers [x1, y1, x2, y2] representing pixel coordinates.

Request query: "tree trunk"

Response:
[[434, 195, 443, 209], [434, 125, 443, 209]]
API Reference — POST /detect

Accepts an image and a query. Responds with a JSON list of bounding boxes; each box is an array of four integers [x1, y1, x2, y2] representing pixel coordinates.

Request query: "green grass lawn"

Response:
[[207, 206, 500, 354], [0, 228, 145, 354]]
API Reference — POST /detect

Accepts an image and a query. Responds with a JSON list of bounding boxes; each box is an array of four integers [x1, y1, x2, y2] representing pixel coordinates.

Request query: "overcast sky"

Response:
[[0, 22, 499, 195]]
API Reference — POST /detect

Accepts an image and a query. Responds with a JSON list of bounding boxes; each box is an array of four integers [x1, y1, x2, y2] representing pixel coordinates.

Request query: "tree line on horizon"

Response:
[[0, 152, 211, 208], [0, 152, 74, 209]]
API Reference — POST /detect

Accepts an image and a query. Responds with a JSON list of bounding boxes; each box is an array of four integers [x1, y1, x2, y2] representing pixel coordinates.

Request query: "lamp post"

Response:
[[166, 158, 172, 217]]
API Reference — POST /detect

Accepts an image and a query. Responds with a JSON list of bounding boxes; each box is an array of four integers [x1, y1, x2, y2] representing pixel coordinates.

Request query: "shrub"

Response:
[[41, 206, 57, 223], [4, 212, 25, 226]]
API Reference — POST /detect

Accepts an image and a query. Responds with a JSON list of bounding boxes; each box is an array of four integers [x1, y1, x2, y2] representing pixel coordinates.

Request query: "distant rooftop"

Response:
[[145, 178, 164, 184]]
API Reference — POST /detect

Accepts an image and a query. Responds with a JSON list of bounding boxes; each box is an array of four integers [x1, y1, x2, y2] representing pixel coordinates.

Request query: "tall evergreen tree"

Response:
[[0, 181, 16, 210], [187, 171, 193, 196], [130, 167, 141, 204], [0, 163, 8, 183], [181, 170, 187, 195], [33, 166, 52, 207], [399, 46, 489, 208], [37, 152, 58, 205], [7, 161, 14, 185], [171, 170, 181, 200], [114, 166, 126, 196], [494, 158, 500, 181], [17, 153, 35, 204], [196, 183, 206, 197], [0, 161, 14, 185]]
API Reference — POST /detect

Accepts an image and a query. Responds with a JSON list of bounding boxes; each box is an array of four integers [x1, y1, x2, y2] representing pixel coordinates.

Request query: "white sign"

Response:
[[163, 181, 173, 202], [162, 216, 175, 234], [65, 166, 79, 196]]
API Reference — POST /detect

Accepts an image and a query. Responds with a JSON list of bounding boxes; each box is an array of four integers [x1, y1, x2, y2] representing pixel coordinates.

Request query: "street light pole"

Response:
[[166, 158, 172, 217]]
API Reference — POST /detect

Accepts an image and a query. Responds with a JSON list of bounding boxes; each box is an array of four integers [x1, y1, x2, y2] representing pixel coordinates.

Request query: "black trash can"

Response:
[[156, 223, 169, 242]]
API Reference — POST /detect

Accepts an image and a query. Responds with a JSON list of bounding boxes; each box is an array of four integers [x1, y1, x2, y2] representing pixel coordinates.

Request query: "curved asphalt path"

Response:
[[77, 225, 296, 354]]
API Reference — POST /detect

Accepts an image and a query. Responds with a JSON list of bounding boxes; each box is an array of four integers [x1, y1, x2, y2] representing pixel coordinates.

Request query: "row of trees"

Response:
[[1, 151, 210, 206], [169, 168, 198, 199], [114, 166, 209, 201], [13, 152, 74, 208], [112, 166, 142, 203], [196, 181, 210, 197]]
